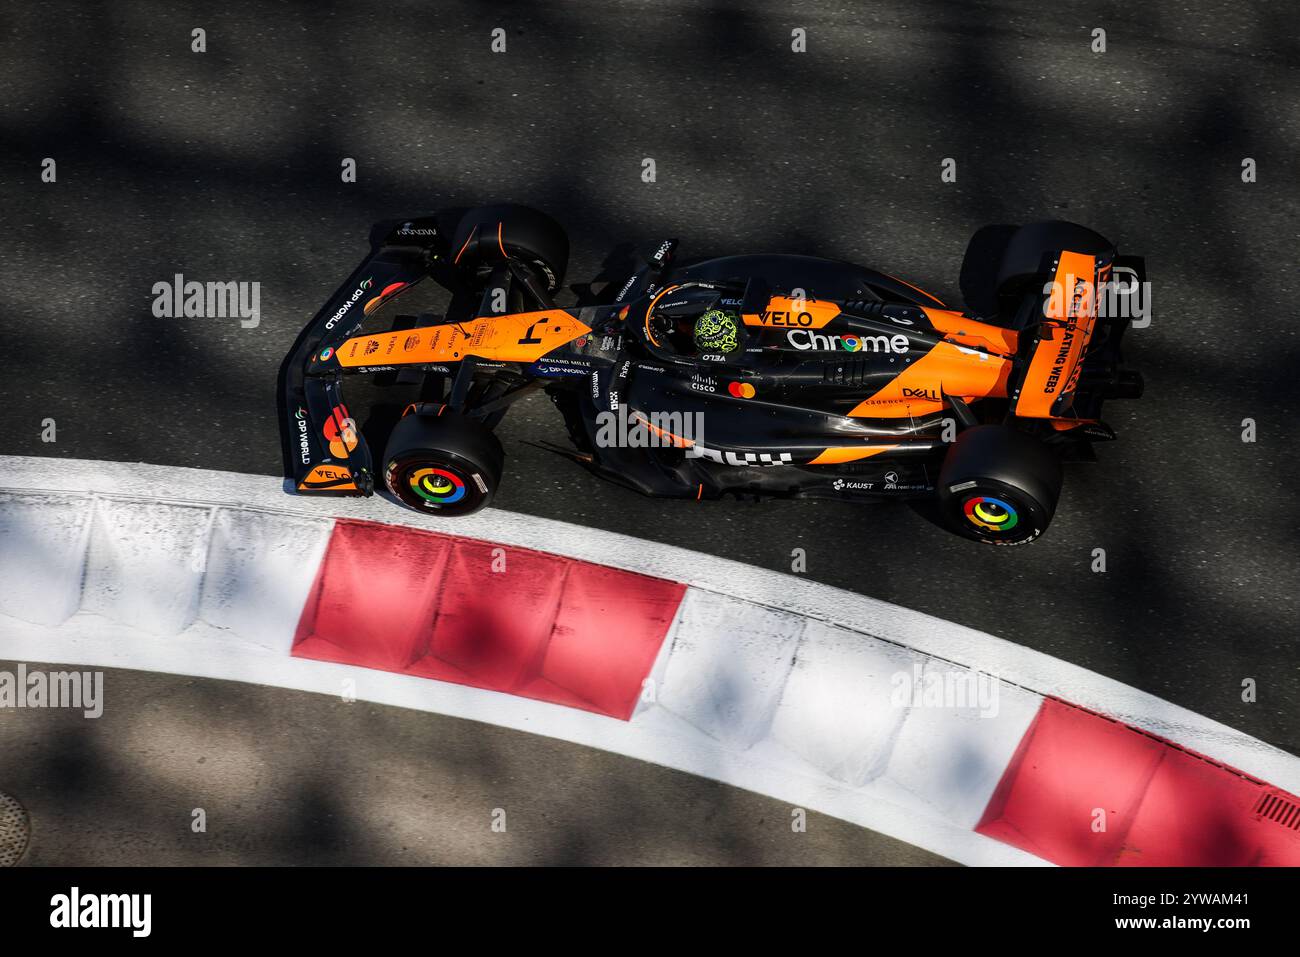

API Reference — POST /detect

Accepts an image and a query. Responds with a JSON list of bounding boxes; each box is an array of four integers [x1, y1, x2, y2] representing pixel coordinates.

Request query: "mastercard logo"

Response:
[[409, 467, 465, 505], [727, 381, 757, 399], [963, 495, 1019, 532]]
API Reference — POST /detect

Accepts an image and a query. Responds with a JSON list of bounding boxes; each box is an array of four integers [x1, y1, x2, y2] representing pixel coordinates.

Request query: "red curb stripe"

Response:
[[976, 697, 1300, 866], [291, 520, 685, 720]]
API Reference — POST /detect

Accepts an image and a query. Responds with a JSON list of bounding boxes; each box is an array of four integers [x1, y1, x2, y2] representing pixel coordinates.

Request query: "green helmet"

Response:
[[694, 308, 740, 354]]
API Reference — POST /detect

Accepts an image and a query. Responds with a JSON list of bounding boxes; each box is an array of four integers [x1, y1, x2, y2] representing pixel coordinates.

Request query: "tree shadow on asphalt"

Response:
[[1, 0, 1298, 863]]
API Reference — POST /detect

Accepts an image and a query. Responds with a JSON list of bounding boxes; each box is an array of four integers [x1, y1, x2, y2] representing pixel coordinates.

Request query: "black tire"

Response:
[[449, 203, 569, 294], [995, 220, 1114, 300], [383, 411, 504, 517], [937, 425, 1063, 546]]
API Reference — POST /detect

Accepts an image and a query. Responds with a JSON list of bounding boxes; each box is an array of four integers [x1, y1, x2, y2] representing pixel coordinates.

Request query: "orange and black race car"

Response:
[[279, 205, 1144, 545]]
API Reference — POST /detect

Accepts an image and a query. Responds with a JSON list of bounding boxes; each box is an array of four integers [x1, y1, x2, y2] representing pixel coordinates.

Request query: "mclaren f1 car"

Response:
[[280, 205, 1144, 545]]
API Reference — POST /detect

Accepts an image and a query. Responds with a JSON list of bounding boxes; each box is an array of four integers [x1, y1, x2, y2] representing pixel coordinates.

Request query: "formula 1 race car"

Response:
[[280, 205, 1144, 545]]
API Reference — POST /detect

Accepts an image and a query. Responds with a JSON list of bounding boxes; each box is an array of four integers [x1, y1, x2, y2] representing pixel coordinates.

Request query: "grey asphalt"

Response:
[[2, 0, 1298, 863], [0, 660, 952, 866]]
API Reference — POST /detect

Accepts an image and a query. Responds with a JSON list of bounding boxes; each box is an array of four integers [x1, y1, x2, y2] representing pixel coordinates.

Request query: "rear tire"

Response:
[[449, 203, 569, 294], [383, 411, 504, 517], [937, 426, 1063, 545], [995, 220, 1114, 303]]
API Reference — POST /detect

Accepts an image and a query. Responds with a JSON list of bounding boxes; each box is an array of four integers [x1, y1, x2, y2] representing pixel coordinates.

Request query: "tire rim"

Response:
[[408, 466, 467, 505], [963, 495, 1019, 533]]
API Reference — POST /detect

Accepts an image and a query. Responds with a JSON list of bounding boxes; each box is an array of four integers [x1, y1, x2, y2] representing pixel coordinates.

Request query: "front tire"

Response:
[[937, 426, 1063, 545], [383, 411, 504, 517], [449, 203, 569, 294]]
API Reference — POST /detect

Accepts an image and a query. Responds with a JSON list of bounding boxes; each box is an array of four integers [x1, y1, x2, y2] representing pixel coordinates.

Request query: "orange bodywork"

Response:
[[1015, 251, 1097, 419], [633, 412, 696, 448], [335, 309, 592, 368], [921, 308, 1019, 355], [847, 339, 1014, 418], [297, 464, 357, 491], [745, 298, 1024, 418], [806, 445, 900, 465], [742, 296, 841, 330]]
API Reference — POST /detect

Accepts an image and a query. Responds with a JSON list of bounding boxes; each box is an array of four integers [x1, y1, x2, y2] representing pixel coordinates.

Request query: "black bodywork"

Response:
[[280, 212, 1143, 513]]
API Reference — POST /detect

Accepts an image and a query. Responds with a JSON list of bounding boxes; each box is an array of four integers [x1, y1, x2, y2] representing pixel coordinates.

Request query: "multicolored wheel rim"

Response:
[[409, 467, 466, 505], [963, 495, 1019, 533]]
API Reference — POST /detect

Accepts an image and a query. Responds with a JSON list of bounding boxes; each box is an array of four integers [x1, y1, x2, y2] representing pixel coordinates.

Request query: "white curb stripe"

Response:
[[2, 455, 1298, 867]]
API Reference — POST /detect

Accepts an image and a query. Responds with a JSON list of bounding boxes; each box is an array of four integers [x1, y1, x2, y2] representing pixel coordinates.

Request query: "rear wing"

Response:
[[1013, 249, 1099, 418], [1012, 249, 1143, 421]]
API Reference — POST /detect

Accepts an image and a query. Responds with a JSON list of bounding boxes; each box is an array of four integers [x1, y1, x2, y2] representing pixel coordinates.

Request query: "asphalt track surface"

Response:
[[0, 660, 952, 865], [2, 2, 1299, 863]]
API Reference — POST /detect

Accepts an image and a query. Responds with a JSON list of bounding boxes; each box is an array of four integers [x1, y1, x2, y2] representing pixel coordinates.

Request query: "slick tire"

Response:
[[937, 425, 1063, 546], [995, 220, 1115, 304], [449, 203, 569, 294], [383, 411, 505, 517]]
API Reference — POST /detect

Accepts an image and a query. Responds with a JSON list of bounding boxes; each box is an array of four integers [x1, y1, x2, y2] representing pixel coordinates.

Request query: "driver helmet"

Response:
[[693, 308, 740, 354]]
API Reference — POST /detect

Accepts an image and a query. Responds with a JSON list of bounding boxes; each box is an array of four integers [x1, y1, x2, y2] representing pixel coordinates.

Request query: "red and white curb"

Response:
[[1, 455, 1298, 866]]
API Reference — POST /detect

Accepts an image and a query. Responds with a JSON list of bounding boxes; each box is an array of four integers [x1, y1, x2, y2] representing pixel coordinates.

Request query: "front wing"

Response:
[[279, 219, 444, 495]]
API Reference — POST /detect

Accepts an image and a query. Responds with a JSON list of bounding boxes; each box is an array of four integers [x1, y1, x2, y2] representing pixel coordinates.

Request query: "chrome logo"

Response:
[[319, 347, 334, 361], [409, 467, 465, 505], [840, 335, 862, 352], [964, 495, 1019, 532]]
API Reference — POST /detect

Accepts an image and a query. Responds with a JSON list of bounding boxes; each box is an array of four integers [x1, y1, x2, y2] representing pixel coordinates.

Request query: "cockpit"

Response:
[[642, 282, 749, 359]]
